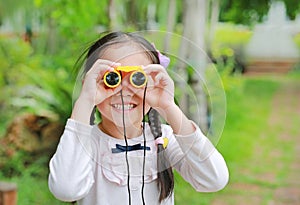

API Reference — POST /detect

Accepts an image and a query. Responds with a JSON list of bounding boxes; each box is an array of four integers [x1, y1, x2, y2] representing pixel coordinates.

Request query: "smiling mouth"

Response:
[[111, 104, 136, 110]]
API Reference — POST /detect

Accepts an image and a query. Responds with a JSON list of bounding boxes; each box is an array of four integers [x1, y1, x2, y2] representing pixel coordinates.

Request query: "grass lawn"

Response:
[[1, 73, 299, 204], [0, 174, 69, 205], [174, 73, 300, 204]]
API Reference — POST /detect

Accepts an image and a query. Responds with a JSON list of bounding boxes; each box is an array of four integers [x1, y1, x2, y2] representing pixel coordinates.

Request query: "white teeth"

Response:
[[112, 104, 134, 110]]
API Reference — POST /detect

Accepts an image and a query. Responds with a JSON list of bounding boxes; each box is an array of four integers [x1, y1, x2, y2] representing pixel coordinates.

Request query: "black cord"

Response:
[[120, 89, 131, 205], [120, 82, 147, 205], [141, 84, 148, 205]]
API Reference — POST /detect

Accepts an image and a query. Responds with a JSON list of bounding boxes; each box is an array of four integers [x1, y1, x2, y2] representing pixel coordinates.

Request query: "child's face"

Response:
[[97, 43, 152, 127]]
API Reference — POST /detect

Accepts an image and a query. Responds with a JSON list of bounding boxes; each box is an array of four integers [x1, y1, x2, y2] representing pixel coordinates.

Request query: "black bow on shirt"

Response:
[[111, 143, 150, 153]]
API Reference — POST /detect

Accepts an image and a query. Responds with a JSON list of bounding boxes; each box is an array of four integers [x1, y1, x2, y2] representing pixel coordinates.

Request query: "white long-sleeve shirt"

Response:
[[48, 119, 229, 205]]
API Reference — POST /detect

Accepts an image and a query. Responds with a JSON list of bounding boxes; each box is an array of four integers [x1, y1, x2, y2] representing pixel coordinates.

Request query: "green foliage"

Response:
[[0, 151, 49, 178], [0, 37, 73, 125], [11, 67, 73, 123], [283, 0, 300, 20], [0, 0, 34, 22], [1, 151, 27, 177], [220, 0, 269, 25], [210, 24, 252, 74], [219, 0, 300, 25], [47, 0, 108, 37], [0, 38, 34, 134], [156, 0, 172, 28], [212, 24, 252, 50], [30, 0, 109, 57], [0, 38, 34, 86], [294, 33, 300, 49]]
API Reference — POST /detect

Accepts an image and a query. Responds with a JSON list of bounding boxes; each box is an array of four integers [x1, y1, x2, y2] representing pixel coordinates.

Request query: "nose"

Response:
[[121, 76, 130, 87], [120, 72, 133, 88], [119, 75, 133, 94], [119, 87, 135, 99]]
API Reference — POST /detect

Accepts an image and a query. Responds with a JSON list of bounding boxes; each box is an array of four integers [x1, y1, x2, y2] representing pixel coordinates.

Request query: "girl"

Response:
[[48, 31, 229, 205]]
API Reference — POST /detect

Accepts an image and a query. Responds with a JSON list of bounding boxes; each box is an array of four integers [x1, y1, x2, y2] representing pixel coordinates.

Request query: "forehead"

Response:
[[100, 43, 152, 66]]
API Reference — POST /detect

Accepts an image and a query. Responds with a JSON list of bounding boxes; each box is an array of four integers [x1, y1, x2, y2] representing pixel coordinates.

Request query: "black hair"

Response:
[[148, 108, 174, 202], [85, 31, 159, 73], [81, 31, 174, 202]]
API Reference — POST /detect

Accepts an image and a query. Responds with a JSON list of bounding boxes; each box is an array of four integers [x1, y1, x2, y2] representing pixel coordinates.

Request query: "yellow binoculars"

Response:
[[103, 66, 147, 88]]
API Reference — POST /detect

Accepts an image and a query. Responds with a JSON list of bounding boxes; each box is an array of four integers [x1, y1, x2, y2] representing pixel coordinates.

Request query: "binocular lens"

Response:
[[131, 71, 146, 87], [103, 69, 147, 88], [105, 72, 120, 87]]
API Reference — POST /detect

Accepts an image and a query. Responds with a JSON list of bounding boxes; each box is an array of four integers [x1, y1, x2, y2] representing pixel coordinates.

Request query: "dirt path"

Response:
[[268, 79, 300, 204], [212, 78, 300, 205]]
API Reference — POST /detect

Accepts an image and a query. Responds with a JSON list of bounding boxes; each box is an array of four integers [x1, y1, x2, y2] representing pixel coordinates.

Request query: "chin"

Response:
[[98, 108, 140, 126], [112, 115, 144, 128]]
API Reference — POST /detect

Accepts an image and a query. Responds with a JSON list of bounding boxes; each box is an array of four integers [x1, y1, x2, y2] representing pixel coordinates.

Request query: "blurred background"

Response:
[[0, 0, 300, 204]]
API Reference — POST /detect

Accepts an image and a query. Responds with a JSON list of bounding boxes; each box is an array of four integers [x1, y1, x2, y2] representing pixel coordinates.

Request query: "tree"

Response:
[[177, 0, 208, 132], [207, 0, 220, 52], [0, 0, 36, 35], [163, 0, 177, 52], [109, 0, 121, 30], [219, 0, 300, 25]]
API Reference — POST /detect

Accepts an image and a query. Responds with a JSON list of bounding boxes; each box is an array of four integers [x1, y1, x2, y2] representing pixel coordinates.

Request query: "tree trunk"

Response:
[[163, 0, 177, 52], [207, 0, 220, 52], [126, 0, 137, 27], [178, 0, 208, 132], [109, 0, 117, 30], [109, 0, 121, 30], [174, 1, 191, 117], [45, 17, 56, 54], [147, 2, 157, 30]]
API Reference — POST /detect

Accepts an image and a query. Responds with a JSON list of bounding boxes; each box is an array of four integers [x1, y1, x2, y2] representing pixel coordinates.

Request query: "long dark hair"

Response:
[[81, 31, 174, 202]]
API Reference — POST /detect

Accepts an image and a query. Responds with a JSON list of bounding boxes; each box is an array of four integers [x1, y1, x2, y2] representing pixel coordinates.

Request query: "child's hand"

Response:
[[133, 64, 175, 110], [80, 59, 121, 106]]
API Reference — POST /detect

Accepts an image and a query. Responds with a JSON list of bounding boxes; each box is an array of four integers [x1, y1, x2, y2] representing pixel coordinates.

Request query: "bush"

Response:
[[210, 23, 252, 74], [0, 37, 74, 126], [0, 37, 73, 178]]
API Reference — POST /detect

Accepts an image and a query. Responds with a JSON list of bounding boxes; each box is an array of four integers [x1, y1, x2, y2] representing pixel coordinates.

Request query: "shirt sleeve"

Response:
[[48, 119, 95, 202], [166, 121, 229, 192]]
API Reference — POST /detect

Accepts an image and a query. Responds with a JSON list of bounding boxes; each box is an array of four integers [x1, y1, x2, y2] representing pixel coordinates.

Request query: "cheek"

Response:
[[96, 101, 111, 119]]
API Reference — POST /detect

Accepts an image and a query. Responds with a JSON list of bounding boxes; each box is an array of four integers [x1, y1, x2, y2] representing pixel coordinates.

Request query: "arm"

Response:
[[49, 59, 121, 200], [71, 59, 121, 125], [158, 100, 229, 191], [171, 124, 229, 192], [142, 64, 228, 191], [48, 120, 95, 201], [156, 103, 195, 135], [139, 64, 195, 135]]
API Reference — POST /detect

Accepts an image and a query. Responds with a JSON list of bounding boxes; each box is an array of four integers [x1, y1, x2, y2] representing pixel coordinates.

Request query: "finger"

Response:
[[154, 72, 169, 86], [144, 74, 155, 89], [143, 64, 168, 75], [86, 59, 121, 77], [95, 59, 121, 68], [96, 78, 104, 85]]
